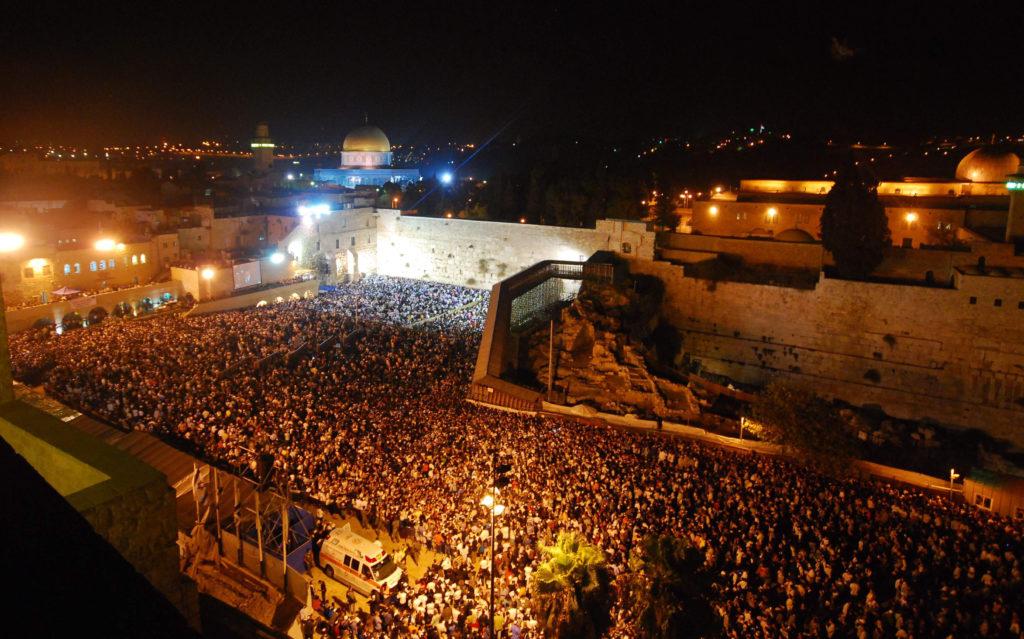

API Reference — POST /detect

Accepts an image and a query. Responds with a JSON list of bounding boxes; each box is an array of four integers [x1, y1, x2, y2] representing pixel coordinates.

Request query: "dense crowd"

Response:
[[9, 275, 1024, 638], [314, 275, 488, 330]]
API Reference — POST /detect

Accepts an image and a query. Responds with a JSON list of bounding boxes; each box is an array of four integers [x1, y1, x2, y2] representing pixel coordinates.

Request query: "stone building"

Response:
[[691, 146, 1020, 249]]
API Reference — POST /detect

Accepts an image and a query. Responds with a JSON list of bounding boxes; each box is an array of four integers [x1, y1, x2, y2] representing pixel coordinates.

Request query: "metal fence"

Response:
[[506, 261, 612, 331]]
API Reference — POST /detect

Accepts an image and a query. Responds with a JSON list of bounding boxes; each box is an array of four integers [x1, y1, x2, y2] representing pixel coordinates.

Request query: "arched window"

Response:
[[74, 263, 81, 274], [98, 260, 106, 270], [140, 253, 146, 264], [108, 259, 115, 268], [131, 255, 138, 265], [89, 261, 97, 271], [63, 264, 71, 275]]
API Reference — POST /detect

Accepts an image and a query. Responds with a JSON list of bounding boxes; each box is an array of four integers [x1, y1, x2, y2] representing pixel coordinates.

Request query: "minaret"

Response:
[[1007, 163, 1024, 244], [250, 122, 275, 172]]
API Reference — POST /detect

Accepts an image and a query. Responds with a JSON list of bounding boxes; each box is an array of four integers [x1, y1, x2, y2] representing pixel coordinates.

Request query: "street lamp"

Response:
[[949, 468, 960, 500], [482, 456, 512, 638]]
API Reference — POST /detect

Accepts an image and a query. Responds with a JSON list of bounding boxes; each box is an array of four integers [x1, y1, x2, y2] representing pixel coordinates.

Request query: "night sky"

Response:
[[2, 2, 1022, 146]]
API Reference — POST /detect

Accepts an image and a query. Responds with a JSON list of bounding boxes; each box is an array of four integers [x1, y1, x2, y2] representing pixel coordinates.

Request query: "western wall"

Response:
[[367, 213, 1024, 447], [374, 211, 653, 287]]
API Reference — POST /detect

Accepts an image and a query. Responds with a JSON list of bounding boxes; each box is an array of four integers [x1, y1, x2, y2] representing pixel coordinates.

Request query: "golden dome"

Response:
[[955, 147, 1020, 183], [342, 125, 391, 153]]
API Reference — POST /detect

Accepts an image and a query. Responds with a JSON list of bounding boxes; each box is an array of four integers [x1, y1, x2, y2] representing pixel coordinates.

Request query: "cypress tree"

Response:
[[820, 154, 891, 279]]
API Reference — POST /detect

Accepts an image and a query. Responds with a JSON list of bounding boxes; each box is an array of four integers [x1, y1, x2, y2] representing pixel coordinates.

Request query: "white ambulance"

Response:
[[319, 523, 402, 595]]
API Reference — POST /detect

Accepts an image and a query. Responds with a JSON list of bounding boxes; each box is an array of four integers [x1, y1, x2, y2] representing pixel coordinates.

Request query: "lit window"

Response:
[[132, 255, 138, 265], [98, 260, 106, 270], [64, 264, 71, 275], [108, 259, 114, 268], [141, 254, 146, 264], [90, 261, 97, 272], [74, 263, 80, 274]]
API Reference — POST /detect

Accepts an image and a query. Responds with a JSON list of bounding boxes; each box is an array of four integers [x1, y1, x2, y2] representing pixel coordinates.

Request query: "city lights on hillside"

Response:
[[0, 233, 25, 252]]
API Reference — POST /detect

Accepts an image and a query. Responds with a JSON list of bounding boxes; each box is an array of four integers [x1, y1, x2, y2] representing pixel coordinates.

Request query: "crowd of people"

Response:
[[9, 275, 1024, 638], [315, 275, 489, 331]]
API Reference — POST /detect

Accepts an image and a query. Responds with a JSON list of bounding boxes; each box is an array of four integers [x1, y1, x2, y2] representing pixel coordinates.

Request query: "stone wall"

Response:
[[659, 233, 824, 268], [631, 259, 1024, 447], [375, 212, 653, 288], [80, 477, 196, 625], [691, 199, 973, 249], [5, 281, 184, 332]]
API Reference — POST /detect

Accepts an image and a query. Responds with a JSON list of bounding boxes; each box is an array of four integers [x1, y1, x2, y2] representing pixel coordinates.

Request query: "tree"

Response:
[[530, 532, 612, 639], [749, 380, 858, 475], [620, 535, 720, 639], [820, 154, 890, 279]]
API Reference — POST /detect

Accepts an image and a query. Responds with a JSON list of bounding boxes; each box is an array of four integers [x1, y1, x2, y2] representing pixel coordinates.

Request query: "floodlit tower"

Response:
[[1007, 164, 1024, 244], [251, 122, 275, 172]]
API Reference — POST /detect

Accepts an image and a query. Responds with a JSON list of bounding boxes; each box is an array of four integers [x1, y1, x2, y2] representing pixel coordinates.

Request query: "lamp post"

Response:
[[482, 454, 512, 639], [949, 468, 960, 501]]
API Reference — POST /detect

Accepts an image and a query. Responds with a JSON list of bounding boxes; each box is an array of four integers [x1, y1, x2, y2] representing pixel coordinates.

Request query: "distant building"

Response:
[[250, 122, 275, 173], [690, 147, 1021, 249], [314, 124, 420, 188]]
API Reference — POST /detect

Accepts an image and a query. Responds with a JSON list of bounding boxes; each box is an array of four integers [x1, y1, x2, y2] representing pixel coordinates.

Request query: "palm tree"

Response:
[[530, 531, 612, 638], [621, 535, 720, 638]]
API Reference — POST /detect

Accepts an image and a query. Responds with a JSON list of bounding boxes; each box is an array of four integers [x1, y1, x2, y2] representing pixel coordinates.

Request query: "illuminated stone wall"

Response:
[[691, 200, 972, 249], [631, 259, 1024, 447], [740, 178, 1009, 197], [375, 212, 653, 288]]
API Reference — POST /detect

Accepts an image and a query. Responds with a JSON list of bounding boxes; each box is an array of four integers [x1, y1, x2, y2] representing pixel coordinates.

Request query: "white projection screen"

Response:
[[232, 261, 262, 290]]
